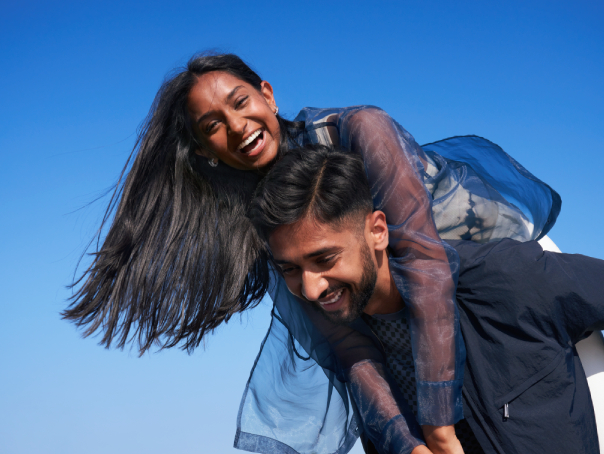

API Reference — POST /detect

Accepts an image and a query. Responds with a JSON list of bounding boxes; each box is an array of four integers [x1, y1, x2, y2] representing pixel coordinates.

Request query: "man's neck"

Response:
[[363, 250, 404, 316]]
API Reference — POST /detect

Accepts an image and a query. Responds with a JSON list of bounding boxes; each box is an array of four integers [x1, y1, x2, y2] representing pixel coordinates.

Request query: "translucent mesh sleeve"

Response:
[[279, 278, 427, 453], [338, 107, 465, 426], [347, 360, 425, 453]]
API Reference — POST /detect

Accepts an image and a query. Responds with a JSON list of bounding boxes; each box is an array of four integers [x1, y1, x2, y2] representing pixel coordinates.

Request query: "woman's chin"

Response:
[[246, 144, 278, 170]]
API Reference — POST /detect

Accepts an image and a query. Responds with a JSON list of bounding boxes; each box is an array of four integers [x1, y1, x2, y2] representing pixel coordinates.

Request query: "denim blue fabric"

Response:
[[235, 274, 360, 454], [234, 106, 560, 454], [422, 136, 560, 242]]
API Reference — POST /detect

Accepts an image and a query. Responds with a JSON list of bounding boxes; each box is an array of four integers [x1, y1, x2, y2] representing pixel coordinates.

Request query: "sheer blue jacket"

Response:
[[234, 106, 561, 454]]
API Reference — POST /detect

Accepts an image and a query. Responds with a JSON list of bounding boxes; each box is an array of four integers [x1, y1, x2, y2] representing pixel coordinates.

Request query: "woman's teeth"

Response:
[[320, 288, 344, 306], [237, 129, 262, 151]]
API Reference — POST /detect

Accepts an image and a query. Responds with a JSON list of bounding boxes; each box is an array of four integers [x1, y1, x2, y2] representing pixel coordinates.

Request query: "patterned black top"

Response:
[[364, 309, 484, 454]]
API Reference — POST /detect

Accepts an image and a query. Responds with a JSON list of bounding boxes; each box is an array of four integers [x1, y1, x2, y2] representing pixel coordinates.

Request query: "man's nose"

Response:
[[300, 271, 328, 301]]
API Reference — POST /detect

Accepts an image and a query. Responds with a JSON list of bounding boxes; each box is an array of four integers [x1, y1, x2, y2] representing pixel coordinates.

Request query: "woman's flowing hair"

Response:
[[63, 53, 297, 354]]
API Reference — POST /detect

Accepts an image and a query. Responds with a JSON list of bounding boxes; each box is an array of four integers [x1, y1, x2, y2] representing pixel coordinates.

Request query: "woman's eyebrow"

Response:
[[195, 86, 245, 126], [225, 85, 244, 103], [196, 110, 217, 126]]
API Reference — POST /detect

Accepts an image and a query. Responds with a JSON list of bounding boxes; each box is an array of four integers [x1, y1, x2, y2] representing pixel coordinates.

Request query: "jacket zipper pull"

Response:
[[503, 403, 509, 421]]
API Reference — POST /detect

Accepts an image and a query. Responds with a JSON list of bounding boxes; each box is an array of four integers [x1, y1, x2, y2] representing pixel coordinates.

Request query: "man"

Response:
[[239, 144, 603, 454]]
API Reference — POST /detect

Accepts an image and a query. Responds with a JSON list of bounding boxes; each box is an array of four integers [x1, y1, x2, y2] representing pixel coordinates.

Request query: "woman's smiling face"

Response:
[[188, 71, 281, 170]]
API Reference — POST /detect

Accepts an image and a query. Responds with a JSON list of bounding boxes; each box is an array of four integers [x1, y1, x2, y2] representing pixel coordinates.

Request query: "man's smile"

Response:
[[317, 287, 346, 311]]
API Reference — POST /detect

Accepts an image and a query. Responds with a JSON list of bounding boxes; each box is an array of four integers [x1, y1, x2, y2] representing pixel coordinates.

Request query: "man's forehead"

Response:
[[268, 216, 354, 260]]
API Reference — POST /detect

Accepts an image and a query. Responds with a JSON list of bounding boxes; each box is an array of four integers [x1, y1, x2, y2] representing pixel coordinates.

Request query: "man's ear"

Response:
[[367, 211, 389, 251]]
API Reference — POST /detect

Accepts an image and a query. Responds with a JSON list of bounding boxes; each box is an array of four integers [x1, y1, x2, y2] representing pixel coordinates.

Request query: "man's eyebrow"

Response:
[[195, 85, 244, 126], [304, 247, 340, 259], [272, 247, 339, 265]]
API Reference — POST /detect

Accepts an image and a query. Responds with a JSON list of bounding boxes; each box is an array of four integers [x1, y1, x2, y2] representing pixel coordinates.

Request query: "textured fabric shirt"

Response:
[[364, 310, 484, 454]]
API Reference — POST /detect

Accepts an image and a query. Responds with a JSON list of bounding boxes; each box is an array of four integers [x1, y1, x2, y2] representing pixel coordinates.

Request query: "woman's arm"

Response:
[[339, 107, 465, 427]]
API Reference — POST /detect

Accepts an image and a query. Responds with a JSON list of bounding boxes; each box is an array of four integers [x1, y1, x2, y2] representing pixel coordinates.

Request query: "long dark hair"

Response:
[[63, 53, 299, 354]]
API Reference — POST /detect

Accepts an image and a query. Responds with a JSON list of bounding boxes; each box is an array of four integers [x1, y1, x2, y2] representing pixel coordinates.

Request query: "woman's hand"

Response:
[[411, 444, 434, 454], [421, 425, 464, 454]]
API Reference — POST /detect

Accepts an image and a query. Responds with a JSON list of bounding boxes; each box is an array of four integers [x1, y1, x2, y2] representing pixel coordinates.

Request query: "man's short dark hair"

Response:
[[250, 144, 374, 241]]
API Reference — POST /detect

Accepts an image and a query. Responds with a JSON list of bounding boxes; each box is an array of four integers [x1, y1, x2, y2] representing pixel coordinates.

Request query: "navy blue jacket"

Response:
[[450, 239, 602, 454], [361, 239, 602, 454]]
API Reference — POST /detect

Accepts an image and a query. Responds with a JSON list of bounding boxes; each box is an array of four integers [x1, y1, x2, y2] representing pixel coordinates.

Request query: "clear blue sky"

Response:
[[1, 1, 603, 453]]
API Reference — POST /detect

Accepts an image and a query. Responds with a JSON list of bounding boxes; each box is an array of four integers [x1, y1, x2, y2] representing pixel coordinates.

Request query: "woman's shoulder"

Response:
[[294, 105, 387, 125]]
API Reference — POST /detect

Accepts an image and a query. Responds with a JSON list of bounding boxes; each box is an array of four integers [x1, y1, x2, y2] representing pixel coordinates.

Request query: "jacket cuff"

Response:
[[377, 415, 425, 454], [416, 379, 464, 426]]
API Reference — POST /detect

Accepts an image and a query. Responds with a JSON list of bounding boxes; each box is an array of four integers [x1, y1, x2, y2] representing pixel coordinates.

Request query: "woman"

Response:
[[63, 53, 560, 454]]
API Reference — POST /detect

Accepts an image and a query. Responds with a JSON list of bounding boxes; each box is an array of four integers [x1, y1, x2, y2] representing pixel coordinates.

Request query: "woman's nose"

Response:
[[300, 271, 328, 301], [227, 114, 247, 136]]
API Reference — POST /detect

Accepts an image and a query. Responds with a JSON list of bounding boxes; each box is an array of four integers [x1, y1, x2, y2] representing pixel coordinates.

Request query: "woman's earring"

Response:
[[274, 106, 279, 115], [208, 157, 219, 167]]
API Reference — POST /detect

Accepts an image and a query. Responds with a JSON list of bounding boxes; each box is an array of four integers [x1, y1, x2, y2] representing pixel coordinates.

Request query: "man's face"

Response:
[[268, 215, 377, 324]]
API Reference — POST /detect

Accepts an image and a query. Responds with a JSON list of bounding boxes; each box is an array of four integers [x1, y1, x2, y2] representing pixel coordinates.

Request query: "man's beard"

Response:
[[319, 242, 377, 325]]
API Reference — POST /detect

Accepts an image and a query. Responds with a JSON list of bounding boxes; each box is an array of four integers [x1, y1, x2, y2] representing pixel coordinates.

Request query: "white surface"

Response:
[[576, 331, 604, 452]]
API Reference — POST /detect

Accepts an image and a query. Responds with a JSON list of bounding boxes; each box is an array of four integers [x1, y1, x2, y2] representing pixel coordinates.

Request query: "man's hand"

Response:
[[421, 425, 464, 454]]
